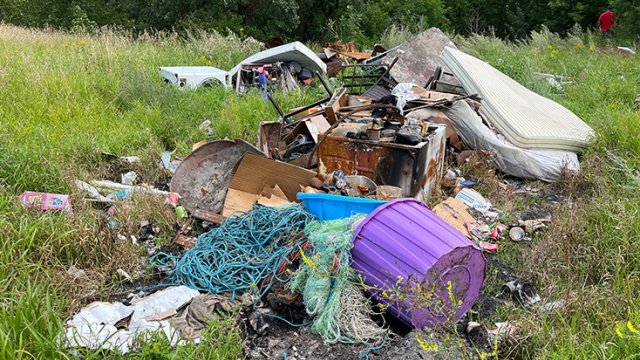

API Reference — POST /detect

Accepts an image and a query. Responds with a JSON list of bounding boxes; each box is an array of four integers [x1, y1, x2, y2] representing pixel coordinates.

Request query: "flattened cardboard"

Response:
[[324, 87, 347, 124], [432, 197, 477, 238], [222, 153, 315, 217], [305, 115, 331, 143]]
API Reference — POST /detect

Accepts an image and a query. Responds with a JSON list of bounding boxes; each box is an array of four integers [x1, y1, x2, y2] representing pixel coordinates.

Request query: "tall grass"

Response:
[[458, 30, 640, 358]]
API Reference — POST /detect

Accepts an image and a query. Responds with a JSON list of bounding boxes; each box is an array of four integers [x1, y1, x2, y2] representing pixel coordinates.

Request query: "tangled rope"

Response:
[[289, 216, 388, 347], [153, 204, 314, 296]]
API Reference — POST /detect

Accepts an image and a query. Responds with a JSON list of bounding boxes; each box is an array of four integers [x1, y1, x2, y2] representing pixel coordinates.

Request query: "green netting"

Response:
[[289, 215, 387, 345]]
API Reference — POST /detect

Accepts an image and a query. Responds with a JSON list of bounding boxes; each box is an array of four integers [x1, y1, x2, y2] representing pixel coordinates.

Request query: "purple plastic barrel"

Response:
[[351, 199, 486, 328]]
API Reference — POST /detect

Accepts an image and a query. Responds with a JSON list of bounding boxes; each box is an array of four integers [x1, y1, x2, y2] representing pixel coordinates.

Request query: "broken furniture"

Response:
[[338, 57, 399, 99]]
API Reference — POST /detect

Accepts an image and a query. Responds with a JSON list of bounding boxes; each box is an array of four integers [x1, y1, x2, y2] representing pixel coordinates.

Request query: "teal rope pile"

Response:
[[152, 204, 314, 295]]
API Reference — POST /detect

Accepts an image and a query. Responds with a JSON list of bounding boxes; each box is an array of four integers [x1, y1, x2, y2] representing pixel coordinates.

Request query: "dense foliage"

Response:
[[0, 0, 638, 42]]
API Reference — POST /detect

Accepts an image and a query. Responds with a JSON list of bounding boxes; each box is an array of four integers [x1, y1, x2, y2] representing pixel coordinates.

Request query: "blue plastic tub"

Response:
[[297, 193, 387, 220]]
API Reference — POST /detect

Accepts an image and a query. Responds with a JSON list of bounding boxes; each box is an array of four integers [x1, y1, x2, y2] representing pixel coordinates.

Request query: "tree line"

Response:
[[0, 0, 637, 42]]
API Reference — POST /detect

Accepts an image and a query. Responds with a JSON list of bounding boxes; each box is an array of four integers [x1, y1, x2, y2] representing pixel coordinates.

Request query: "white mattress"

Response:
[[441, 47, 593, 152]]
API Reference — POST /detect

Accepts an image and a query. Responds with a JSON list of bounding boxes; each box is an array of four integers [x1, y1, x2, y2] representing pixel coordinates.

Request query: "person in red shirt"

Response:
[[598, 6, 617, 37]]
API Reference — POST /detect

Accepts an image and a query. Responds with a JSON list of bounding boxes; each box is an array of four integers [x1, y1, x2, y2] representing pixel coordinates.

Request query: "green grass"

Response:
[[0, 24, 639, 359]]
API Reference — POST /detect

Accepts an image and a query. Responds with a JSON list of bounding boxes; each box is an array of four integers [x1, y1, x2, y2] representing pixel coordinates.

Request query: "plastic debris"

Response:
[[67, 265, 86, 279], [19, 191, 72, 213], [76, 180, 111, 202], [116, 269, 133, 282], [519, 218, 549, 234], [62, 286, 199, 354], [502, 280, 541, 307], [540, 299, 566, 313], [480, 241, 499, 252], [455, 188, 492, 214], [101, 152, 140, 163], [121, 171, 138, 186], [290, 215, 388, 344], [175, 206, 188, 219], [161, 150, 182, 173], [90, 180, 179, 205]]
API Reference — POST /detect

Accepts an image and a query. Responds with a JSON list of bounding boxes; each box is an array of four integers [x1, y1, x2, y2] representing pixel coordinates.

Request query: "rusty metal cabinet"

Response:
[[318, 124, 447, 202]]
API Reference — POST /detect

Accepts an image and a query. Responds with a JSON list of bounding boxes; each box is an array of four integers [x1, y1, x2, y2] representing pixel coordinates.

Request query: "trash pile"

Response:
[[160, 41, 326, 93], [25, 28, 595, 358]]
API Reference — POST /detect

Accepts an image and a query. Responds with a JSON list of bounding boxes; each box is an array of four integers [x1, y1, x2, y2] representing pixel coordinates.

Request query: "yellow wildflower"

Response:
[[616, 324, 624, 338], [77, 40, 86, 46], [300, 249, 316, 271], [575, 42, 584, 49], [416, 335, 439, 352], [627, 321, 637, 333]]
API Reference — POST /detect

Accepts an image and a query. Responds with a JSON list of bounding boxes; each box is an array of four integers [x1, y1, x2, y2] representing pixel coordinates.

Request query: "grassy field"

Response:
[[0, 24, 639, 359]]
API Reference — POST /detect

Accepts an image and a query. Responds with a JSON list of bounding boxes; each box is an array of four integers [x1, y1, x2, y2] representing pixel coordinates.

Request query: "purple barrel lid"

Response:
[[351, 198, 486, 328]]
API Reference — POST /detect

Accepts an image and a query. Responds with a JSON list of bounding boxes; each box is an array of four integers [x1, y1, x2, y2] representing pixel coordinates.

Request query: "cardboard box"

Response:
[[222, 153, 316, 217]]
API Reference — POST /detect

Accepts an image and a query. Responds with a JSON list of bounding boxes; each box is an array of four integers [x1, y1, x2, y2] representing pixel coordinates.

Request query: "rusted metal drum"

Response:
[[170, 140, 262, 214]]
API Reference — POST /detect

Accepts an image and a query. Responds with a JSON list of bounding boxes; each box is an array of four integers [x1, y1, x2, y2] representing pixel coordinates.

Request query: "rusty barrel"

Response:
[[351, 199, 486, 328]]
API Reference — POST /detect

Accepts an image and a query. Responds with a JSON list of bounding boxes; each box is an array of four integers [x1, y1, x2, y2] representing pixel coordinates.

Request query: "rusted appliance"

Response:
[[318, 123, 447, 202]]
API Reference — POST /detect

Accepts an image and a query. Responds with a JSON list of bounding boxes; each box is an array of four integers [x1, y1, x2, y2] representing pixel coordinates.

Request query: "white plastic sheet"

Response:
[[63, 286, 200, 354]]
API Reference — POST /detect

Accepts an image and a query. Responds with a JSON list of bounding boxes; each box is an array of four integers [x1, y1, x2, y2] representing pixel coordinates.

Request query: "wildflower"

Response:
[[300, 249, 316, 271], [627, 321, 637, 333], [77, 40, 86, 46], [550, 49, 560, 56], [416, 335, 439, 352], [575, 42, 584, 49], [616, 323, 624, 338], [589, 45, 594, 52], [547, 44, 554, 51]]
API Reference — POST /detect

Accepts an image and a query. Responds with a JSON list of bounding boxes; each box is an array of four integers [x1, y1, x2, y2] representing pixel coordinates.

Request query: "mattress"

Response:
[[441, 47, 594, 152]]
